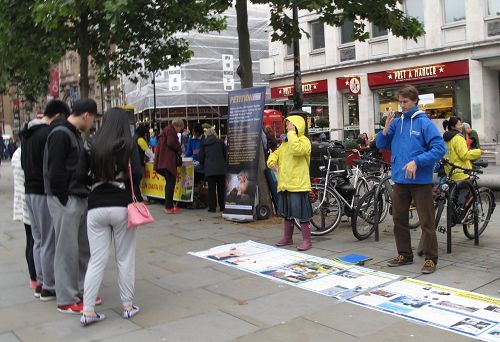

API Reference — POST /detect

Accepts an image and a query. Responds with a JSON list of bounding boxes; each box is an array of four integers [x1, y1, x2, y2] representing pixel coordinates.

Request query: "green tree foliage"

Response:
[[252, 0, 424, 45], [0, 0, 65, 104], [32, 0, 230, 97]]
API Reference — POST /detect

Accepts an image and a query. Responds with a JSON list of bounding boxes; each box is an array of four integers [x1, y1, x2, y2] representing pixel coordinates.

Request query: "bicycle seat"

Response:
[[473, 159, 488, 168]]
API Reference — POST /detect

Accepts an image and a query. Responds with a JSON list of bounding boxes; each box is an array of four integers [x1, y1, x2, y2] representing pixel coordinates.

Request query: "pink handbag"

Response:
[[127, 161, 155, 228]]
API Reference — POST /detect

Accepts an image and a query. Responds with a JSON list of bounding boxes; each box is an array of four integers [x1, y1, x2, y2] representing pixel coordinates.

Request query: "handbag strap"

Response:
[[128, 160, 137, 203]]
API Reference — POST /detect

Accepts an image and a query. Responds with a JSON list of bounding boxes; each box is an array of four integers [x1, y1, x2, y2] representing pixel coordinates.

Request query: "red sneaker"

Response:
[[164, 208, 177, 214], [172, 207, 181, 213], [57, 302, 83, 314]]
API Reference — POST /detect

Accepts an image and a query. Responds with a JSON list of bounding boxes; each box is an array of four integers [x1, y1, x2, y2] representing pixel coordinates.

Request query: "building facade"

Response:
[[268, 0, 500, 144]]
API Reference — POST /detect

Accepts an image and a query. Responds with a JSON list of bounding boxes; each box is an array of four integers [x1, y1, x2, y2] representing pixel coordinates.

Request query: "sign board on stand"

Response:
[[223, 87, 266, 222]]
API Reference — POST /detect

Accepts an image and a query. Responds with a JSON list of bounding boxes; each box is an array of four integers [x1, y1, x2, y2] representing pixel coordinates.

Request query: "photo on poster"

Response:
[[486, 327, 500, 337], [225, 170, 256, 207], [451, 317, 494, 335], [485, 305, 500, 314], [436, 300, 480, 314], [370, 289, 397, 298], [261, 260, 340, 284], [336, 270, 363, 279]]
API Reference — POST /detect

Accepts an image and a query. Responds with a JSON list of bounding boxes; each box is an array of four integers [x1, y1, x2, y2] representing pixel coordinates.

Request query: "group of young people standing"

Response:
[[13, 99, 142, 326]]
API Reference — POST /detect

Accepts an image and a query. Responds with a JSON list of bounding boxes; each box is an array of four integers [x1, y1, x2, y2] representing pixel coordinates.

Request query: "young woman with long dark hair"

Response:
[[80, 108, 143, 326]]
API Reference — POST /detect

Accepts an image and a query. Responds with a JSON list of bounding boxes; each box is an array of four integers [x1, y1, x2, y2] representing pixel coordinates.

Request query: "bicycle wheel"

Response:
[[357, 175, 380, 196], [351, 189, 383, 240], [408, 201, 420, 229], [463, 187, 494, 240], [295, 185, 342, 236]]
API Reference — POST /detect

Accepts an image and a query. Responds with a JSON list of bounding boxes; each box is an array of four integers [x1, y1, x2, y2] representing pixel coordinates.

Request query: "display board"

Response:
[[190, 241, 500, 341]]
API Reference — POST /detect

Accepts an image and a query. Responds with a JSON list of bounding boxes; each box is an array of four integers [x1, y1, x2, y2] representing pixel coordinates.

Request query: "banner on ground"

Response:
[[190, 241, 500, 342], [223, 87, 266, 222]]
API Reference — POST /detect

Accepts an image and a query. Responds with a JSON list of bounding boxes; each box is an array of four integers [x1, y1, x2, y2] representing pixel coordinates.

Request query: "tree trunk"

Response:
[[235, 0, 253, 89], [78, 12, 90, 98]]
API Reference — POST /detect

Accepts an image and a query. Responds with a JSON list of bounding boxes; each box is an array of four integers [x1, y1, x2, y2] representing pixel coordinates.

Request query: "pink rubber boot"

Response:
[[297, 222, 312, 251], [275, 220, 294, 247]]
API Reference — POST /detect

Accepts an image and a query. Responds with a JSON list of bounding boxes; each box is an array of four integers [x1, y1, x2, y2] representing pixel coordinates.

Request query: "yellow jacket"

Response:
[[443, 130, 481, 181], [267, 115, 311, 192]]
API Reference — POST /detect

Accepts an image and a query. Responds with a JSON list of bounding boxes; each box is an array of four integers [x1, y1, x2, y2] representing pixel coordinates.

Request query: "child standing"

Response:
[[11, 144, 37, 288], [267, 115, 313, 251]]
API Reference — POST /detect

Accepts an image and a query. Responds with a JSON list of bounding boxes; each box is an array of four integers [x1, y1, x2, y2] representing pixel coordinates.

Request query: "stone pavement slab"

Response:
[[234, 317, 356, 342], [1, 159, 500, 341]]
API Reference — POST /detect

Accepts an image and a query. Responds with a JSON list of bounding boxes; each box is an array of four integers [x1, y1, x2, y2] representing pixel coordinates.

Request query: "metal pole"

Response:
[[152, 71, 156, 126], [292, 4, 303, 112]]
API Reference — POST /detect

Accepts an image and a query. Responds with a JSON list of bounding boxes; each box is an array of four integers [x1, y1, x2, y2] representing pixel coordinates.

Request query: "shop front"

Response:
[[336, 77, 362, 141], [270, 79, 329, 139], [368, 60, 471, 132]]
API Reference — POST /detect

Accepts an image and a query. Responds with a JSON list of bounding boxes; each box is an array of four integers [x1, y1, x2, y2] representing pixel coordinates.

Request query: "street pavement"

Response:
[[1, 160, 500, 342]]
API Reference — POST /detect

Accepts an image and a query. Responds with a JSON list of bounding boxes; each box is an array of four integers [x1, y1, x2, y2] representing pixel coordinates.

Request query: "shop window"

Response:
[[372, 24, 388, 38], [341, 19, 355, 44], [405, 0, 424, 25], [488, 0, 500, 16], [311, 21, 325, 51], [443, 0, 465, 24]]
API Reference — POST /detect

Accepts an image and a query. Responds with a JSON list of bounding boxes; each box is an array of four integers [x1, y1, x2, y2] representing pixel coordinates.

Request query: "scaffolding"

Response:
[[123, 3, 270, 128]]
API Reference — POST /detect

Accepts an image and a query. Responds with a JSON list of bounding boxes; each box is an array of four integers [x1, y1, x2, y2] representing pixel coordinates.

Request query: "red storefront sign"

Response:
[[271, 79, 328, 98], [337, 77, 361, 95], [368, 60, 469, 88]]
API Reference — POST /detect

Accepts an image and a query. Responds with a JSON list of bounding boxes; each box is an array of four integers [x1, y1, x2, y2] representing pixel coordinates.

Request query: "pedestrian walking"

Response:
[[443, 117, 482, 180], [11, 142, 37, 289], [44, 98, 99, 314], [21, 100, 70, 300], [461, 122, 481, 150], [376, 85, 446, 274], [154, 118, 184, 214], [199, 127, 226, 212], [267, 115, 313, 251], [80, 108, 143, 326]]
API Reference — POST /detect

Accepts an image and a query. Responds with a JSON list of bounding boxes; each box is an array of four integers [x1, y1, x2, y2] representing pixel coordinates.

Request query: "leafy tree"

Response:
[[235, 0, 425, 89], [0, 0, 65, 105], [32, 0, 231, 97]]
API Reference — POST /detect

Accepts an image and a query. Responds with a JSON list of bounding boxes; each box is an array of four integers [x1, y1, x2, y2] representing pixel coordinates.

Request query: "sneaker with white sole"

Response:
[[40, 289, 56, 301], [80, 313, 106, 326], [57, 302, 83, 314], [122, 305, 140, 319]]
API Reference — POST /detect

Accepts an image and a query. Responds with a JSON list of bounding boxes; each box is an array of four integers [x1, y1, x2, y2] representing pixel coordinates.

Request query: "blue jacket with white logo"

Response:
[[376, 106, 446, 184]]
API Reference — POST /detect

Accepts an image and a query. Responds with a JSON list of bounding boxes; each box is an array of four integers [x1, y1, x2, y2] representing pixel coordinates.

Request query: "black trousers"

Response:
[[24, 224, 37, 282], [206, 175, 225, 211], [158, 169, 177, 209]]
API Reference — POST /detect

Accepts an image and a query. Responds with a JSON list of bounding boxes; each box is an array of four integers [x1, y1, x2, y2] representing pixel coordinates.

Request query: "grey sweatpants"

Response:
[[83, 207, 136, 312], [47, 195, 90, 305], [25, 194, 55, 290]]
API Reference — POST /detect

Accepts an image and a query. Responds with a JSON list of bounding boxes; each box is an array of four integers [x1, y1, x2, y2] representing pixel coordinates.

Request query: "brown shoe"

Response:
[[421, 260, 436, 274], [387, 255, 413, 267]]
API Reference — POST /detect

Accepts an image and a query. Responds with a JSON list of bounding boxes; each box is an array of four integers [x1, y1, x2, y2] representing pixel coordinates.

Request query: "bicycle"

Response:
[[294, 146, 385, 236], [428, 158, 495, 253], [351, 165, 421, 241]]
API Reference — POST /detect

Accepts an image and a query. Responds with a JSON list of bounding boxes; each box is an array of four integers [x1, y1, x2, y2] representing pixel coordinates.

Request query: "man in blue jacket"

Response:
[[376, 85, 446, 274]]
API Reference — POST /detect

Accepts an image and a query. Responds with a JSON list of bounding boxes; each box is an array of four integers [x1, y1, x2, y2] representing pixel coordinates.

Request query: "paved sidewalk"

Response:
[[1, 160, 500, 341]]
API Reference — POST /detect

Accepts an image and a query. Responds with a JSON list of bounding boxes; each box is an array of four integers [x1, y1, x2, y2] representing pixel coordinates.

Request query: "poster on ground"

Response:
[[223, 87, 266, 222], [190, 241, 500, 342]]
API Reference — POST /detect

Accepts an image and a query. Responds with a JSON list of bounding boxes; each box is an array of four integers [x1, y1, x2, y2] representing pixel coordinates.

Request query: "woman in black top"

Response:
[[80, 108, 143, 326]]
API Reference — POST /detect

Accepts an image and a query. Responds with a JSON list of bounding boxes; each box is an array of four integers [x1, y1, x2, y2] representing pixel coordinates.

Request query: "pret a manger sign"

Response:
[[368, 60, 469, 87]]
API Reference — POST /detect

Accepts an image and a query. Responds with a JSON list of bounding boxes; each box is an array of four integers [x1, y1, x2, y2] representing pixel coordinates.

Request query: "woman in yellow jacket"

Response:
[[267, 115, 313, 251], [442, 117, 482, 181]]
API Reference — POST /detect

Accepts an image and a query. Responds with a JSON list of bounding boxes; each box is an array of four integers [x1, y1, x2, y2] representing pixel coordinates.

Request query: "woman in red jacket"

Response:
[[154, 118, 184, 214]]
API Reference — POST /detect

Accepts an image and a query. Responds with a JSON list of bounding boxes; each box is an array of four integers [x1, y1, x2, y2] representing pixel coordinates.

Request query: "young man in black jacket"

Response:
[[44, 98, 99, 314], [21, 100, 70, 300]]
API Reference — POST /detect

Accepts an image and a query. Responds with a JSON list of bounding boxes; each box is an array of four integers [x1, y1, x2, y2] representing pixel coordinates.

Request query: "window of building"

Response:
[[372, 24, 388, 38], [488, 0, 500, 16], [286, 44, 293, 56], [443, 0, 465, 23], [341, 19, 355, 44], [405, 0, 424, 25], [311, 21, 325, 50]]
